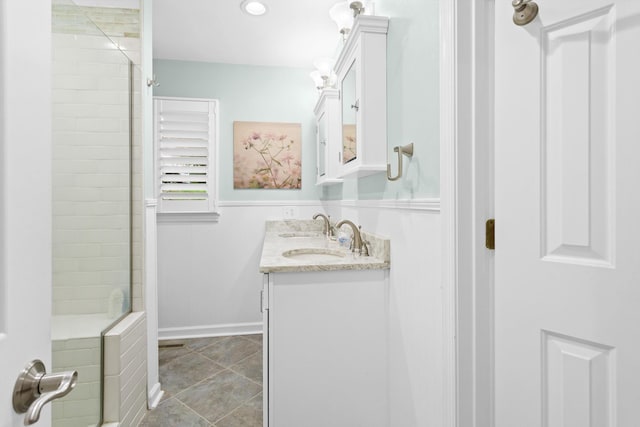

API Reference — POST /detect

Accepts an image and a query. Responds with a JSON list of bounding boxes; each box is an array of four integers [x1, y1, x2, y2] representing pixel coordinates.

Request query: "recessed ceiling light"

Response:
[[241, 0, 267, 16]]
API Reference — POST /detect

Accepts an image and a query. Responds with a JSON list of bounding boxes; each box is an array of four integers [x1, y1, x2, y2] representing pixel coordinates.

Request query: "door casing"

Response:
[[440, 0, 495, 426]]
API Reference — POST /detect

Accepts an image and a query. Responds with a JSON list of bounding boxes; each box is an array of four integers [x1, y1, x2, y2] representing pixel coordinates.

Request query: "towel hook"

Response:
[[387, 143, 414, 181], [146, 75, 159, 88]]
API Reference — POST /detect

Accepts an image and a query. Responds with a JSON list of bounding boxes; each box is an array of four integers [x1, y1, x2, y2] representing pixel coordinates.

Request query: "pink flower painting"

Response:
[[233, 121, 302, 189], [342, 124, 357, 164]]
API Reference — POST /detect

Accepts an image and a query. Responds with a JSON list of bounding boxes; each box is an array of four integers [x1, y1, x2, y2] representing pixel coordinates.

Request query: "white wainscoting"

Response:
[[156, 202, 327, 339], [144, 199, 162, 408], [323, 200, 442, 427], [156, 198, 442, 427]]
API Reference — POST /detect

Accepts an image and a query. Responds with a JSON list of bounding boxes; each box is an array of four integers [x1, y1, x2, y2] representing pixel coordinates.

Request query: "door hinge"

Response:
[[485, 219, 495, 250]]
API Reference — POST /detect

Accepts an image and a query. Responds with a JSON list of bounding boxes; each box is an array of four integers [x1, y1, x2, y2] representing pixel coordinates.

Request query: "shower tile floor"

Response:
[[139, 334, 263, 427]]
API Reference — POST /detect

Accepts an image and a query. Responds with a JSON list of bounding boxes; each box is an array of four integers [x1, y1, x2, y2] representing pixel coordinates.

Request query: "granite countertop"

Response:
[[259, 220, 390, 273]]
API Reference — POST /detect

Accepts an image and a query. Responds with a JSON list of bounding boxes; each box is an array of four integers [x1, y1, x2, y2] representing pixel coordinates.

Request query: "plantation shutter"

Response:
[[154, 97, 218, 213]]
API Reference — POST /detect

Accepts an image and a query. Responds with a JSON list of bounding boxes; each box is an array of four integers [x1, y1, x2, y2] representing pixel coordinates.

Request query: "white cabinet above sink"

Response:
[[334, 15, 389, 178], [314, 89, 343, 185]]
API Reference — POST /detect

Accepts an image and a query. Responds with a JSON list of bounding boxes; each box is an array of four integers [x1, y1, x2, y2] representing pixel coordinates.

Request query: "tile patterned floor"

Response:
[[139, 334, 263, 427]]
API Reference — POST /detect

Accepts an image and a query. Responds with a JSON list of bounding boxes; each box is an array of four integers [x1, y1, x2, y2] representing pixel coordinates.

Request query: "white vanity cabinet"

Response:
[[314, 89, 343, 185], [334, 15, 389, 178], [262, 269, 389, 427]]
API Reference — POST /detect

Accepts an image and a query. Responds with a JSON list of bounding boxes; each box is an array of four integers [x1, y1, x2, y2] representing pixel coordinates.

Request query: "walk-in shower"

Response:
[[51, 1, 141, 425]]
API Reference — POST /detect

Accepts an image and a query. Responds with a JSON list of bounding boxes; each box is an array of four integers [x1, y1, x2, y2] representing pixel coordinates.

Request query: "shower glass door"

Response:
[[51, 1, 137, 425]]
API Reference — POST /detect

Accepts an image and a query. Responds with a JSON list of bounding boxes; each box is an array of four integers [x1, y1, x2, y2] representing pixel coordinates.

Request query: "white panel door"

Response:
[[0, 1, 53, 426], [495, 0, 640, 425]]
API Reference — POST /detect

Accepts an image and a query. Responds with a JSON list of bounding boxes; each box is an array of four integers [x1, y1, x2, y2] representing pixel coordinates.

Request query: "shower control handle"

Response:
[[13, 359, 78, 425]]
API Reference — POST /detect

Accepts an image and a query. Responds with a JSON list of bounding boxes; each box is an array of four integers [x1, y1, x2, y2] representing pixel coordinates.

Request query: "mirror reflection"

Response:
[[318, 112, 327, 176], [341, 61, 357, 164]]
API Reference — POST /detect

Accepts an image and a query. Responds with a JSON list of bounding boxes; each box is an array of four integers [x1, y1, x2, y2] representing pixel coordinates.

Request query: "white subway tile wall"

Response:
[[52, 34, 129, 317], [52, 337, 101, 427], [104, 313, 148, 426], [52, 2, 142, 318], [51, 2, 144, 426]]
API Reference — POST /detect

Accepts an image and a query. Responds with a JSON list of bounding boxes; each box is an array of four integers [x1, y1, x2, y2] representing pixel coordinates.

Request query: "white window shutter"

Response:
[[154, 97, 218, 214]]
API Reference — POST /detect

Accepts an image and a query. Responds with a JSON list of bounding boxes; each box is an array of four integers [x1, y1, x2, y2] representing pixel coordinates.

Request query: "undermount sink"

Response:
[[282, 248, 347, 262], [278, 232, 322, 238]]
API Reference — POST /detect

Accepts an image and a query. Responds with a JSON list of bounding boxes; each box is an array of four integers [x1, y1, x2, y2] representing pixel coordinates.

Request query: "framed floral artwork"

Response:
[[233, 121, 302, 189]]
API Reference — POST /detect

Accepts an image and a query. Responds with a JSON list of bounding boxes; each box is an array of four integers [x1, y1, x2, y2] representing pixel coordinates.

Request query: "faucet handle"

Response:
[[326, 215, 335, 238], [361, 240, 370, 257]]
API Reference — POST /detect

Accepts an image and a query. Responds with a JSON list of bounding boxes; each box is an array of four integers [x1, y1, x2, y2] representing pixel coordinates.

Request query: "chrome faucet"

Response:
[[313, 213, 335, 238], [335, 219, 369, 256]]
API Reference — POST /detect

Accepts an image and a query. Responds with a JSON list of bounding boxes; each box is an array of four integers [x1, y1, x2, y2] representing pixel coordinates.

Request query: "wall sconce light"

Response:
[[329, 2, 354, 40], [310, 57, 337, 91], [354, 0, 375, 16], [329, 1, 375, 40], [350, 1, 365, 16], [309, 71, 325, 90]]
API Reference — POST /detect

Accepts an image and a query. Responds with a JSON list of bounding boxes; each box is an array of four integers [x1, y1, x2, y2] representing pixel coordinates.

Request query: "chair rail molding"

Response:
[[331, 198, 440, 212], [218, 199, 440, 212]]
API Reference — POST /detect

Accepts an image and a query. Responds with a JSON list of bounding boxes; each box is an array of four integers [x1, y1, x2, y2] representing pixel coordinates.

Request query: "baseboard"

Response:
[[147, 382, 163, 409], [158, 322, 262, 340]]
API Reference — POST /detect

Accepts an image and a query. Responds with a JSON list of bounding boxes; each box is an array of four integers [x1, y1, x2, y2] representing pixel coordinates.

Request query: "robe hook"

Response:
[[387, 143, 414, 181], [146, 75, 159, 88]]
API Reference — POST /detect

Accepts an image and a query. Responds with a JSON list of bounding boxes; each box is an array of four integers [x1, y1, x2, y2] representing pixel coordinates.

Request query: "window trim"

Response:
[[156, 211, 221, 223], [153, 96, 220, 217]]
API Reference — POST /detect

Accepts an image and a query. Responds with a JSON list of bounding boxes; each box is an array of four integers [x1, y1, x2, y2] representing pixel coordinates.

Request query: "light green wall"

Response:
[[377, 0, 439, 197], [153, 0, 439, 202], [325, 0, 440, 201], [153, 60, 322, 201], [143, 0, 154, 199]]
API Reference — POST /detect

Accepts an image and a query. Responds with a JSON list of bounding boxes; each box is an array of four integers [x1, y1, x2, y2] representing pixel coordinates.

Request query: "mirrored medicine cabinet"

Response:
[[314, 15, 389, 184]]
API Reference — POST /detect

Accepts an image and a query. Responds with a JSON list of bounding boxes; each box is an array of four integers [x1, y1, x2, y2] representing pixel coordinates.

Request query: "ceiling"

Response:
[[153, 0, 344, 69]]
